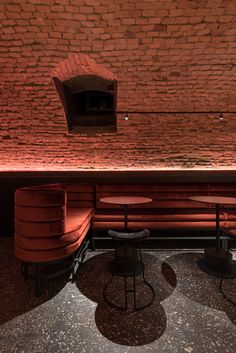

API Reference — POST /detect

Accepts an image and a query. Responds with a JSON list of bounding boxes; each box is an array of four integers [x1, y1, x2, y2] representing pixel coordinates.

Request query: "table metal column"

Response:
[[216, 204, 220, 252]]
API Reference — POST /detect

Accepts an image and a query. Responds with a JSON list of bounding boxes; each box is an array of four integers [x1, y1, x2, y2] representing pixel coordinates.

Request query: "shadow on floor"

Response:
[[75, 251, 177, 346], [165, 252, 236, 326], [0, 238, 70, 324]]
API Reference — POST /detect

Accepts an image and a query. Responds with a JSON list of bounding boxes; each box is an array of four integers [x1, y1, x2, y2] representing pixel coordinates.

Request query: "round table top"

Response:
[[189, 195, 236, 205], [99, 196, 152, 205]]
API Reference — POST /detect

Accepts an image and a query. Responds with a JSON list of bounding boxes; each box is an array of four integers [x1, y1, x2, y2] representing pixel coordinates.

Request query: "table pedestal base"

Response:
[[198, 247, 236, 278], [205, 247, 232, 273]]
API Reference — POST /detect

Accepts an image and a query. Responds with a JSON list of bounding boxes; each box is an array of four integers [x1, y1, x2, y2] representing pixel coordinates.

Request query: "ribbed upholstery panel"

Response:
[[93, 183, 236, 231], [15, 205, 65, 222], [65, 208, 93, 233], [14, 183, 94, 264], [15, 223, 90, 263], [15, 214, 91, 251], [208, 183, 236, 192], [67, 200, 94, 208], [15, 188, 65, 207], [15, 219, 65, 238], [96, 184, 209, 192], [93, 209, 224, 222], [96, 184, 210, 209], [66, 184, 94, 192], [223, 210, 236, 221], [93, 221, 227, 230], [65, 183, 94, 208]]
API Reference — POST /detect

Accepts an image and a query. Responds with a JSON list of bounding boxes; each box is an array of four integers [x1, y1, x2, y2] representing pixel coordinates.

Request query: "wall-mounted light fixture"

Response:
[[124, 113, 129, 120], [219, 113, 224, 121]]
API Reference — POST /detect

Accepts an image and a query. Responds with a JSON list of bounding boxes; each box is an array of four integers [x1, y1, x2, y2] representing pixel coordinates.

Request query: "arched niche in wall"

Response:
[[52, 54, 117, 133]]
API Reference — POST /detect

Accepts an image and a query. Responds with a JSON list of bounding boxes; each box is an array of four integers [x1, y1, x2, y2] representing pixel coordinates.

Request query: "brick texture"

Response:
[[0, 0, 236, 170], [51, 53, 117, 83]]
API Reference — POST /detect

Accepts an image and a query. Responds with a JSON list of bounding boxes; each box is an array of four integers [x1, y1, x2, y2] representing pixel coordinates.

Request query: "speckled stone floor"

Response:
[[0, 237, 235, 353]]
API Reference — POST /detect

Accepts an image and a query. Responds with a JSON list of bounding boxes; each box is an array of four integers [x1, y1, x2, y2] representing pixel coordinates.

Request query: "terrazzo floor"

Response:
[[0, 237, 235, 353]]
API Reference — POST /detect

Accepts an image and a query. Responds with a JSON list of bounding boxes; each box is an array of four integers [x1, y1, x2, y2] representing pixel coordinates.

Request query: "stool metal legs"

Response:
[[137, 248, 155, 310], [103, 241, 155, 311]]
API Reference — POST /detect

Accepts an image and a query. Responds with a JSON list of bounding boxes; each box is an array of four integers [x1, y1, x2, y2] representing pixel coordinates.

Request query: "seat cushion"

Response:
[[93, 208, 227, 230], [15, 222, 90, 263], [15, 217, 91, 251], [15, 207, 93, 262], [15, 205, 66, 222], [93, 221, 225, 230], [93, 208, 224, 222], [65, 208, 93, 233], [15, 208, 93, 238]]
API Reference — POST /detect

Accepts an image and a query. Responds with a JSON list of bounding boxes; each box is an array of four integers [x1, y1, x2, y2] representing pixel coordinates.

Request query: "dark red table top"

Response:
[[189, 196, 236, 205], [99, 196, 152, 205]]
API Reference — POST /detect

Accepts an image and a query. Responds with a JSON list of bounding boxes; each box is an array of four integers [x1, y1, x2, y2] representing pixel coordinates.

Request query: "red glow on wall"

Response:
[[51, 53, 117, 83], [0, 1, 236, 171]]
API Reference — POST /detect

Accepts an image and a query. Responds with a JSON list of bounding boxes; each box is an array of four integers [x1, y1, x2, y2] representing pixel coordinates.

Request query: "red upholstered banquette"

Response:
[[14, 181, 236, 296], [15, 183, 94, 263], [93, 183, 236, 231], [15, 182, 236, 259]]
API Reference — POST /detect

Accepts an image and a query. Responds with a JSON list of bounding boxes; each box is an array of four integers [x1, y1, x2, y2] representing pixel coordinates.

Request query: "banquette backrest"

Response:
[[15, 182, 236, 237], [95, 183, 236, 210], [92, 183, 236, 230], [14, 183, 95, 263], [65, 183, 95, 208], [15, 184, 67, 263], [96, 183, 201, 210], [15, 184, 66, 226]]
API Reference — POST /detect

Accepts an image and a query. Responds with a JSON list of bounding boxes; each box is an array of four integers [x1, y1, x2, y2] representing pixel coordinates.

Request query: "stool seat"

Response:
[[108, 229, 150, 240]]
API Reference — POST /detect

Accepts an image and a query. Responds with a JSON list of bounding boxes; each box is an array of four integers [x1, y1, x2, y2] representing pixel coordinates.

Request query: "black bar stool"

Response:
[[103, 229, 155, 311]]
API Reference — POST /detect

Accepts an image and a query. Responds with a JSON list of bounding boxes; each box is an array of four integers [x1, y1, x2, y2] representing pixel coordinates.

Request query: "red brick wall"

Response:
[[1, 0, 236, 170]]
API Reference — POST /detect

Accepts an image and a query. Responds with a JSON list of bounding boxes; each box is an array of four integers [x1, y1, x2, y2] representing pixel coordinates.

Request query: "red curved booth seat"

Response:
[[14, 183, 94, 295], [15, 181, 236, 294]]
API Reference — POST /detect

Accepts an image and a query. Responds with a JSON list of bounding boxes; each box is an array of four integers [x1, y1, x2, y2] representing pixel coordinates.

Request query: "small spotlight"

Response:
[[219, 113, 224, 120], [124, 113, 129, 120]]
